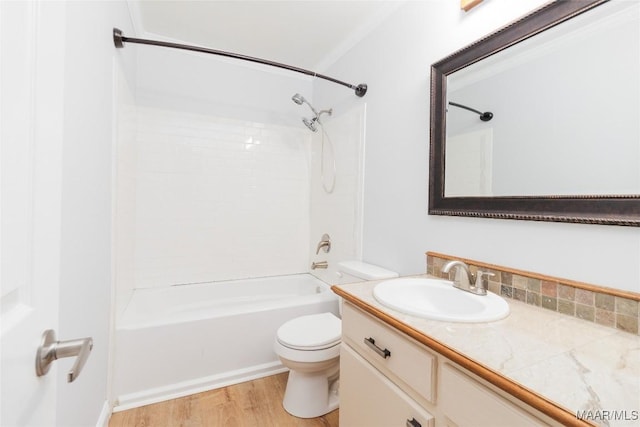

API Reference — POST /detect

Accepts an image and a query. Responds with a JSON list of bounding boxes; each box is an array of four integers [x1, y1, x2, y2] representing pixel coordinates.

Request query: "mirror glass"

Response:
[[444, 0, 639, 197], [429, 0, 640, 226]]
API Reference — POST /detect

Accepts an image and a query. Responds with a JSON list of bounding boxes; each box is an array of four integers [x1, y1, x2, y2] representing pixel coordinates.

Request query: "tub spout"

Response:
[[311, 261, 328, 269]]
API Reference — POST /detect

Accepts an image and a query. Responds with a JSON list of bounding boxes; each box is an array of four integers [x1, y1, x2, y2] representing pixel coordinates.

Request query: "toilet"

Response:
[[274, 261, 398, 418]]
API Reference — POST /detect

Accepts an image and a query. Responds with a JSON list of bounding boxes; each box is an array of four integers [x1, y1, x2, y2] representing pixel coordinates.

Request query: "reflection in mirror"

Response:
[[429, 0, 640, 226], [445, 0, 639, 197]]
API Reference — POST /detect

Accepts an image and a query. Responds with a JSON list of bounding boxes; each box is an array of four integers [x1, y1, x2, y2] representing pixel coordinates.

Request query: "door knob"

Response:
[[35, 329, 93, 383]]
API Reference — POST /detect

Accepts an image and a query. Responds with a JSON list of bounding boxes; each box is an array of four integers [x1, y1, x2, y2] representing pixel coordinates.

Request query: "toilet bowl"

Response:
[[274, 312, 341, 418], [274, 260, 398, 418]]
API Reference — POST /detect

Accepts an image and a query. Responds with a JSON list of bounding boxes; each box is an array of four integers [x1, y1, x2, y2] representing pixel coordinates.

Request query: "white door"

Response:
[[1, 1, 66, 425]]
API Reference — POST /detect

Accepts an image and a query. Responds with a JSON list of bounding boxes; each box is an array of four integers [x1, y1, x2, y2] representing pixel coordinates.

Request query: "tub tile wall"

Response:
[[133, 107, 311, 288], [309, 104, 366, 285], [427, 253, 640, 335]]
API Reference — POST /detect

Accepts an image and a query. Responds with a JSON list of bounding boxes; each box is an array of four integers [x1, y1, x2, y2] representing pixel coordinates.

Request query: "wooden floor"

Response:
[[109, 372, 339, 427]]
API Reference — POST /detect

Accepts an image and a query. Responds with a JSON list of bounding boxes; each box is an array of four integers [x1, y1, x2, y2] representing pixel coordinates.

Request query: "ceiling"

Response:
[[130, 1, 402, 72]]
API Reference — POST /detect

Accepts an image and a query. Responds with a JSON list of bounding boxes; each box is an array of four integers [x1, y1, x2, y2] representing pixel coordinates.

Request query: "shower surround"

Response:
[[113, 46, 365, 408], [132, 106, 311, 289]]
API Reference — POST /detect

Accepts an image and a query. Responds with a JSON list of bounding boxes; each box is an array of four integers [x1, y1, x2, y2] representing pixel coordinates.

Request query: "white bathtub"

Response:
[[112, 274, 339, 411]]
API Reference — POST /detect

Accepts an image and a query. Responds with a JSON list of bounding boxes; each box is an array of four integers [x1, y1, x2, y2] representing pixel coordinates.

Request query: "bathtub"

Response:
[[112, 273, 339, 411]]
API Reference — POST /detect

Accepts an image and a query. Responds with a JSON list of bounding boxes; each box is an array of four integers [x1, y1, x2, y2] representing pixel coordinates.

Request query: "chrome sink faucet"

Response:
[[441, 260, 494, 296]]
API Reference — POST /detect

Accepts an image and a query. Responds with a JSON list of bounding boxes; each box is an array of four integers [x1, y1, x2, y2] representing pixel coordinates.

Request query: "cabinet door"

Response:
[[340, 344, 434, 427], [440, 364, 546, 427]]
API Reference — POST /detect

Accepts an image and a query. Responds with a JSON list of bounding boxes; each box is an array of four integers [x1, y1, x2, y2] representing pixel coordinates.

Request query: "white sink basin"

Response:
[[373, 278, 509, 323]]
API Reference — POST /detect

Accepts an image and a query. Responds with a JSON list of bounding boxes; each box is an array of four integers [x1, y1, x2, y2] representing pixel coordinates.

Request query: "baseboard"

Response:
[[113, 361, 287, 412], [96, 400, 112, 427]]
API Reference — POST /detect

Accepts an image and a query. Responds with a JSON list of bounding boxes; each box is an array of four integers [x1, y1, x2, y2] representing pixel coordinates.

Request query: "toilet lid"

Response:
[[277, 313, 341, 350]]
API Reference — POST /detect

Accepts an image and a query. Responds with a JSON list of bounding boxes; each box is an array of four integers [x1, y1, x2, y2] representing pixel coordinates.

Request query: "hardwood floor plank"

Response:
[[109, 373, 339, 427]]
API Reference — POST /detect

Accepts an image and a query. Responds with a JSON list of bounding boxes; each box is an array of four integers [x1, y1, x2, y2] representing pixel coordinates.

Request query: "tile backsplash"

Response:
[[427, 252, 640, 335]]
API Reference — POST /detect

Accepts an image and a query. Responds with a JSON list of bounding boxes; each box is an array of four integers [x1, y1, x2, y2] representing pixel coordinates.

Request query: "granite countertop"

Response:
[[333, 275, 640, 427]]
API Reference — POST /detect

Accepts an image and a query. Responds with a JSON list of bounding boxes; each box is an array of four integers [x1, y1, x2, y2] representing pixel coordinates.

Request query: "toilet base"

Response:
[[282, 369, 339, 418]]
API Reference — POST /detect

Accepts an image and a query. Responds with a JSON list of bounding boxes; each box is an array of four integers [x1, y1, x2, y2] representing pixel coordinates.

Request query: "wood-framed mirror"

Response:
[[429, 0, 640, 226]]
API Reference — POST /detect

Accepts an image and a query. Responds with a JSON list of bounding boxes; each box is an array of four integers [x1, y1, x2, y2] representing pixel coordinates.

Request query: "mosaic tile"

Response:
[[427, 254, 640, 336], [541, 296, 557, 311], [541, 280, 557, 297], [575, 289, 595, 306], [595, 293, 615, 311]]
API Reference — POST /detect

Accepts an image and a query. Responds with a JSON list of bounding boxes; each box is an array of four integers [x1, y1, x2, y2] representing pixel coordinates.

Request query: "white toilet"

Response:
[[274, 261, 398, 418]]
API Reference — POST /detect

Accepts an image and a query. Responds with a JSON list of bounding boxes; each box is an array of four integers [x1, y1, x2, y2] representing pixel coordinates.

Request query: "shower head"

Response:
[[291, 93, 318, 116], [292, 93, 305, 105], [292, 93, 333, 132], [302, 117, 318, 132], [302, 110, 332, 132]]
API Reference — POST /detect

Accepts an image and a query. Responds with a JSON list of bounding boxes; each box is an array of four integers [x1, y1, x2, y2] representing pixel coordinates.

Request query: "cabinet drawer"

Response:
[[340, 343, 434, 427], [342, 302, 436, 403], [440, 363, 546, 427]]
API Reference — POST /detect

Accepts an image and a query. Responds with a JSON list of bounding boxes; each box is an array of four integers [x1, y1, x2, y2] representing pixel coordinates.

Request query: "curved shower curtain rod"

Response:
[[448, 101, 493, 121], [113, 28, 368, 97]]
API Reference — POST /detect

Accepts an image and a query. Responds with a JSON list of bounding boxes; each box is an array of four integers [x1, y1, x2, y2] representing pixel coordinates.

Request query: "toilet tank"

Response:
[[335, 261, 398, 317], [336, 260, 399, 282]]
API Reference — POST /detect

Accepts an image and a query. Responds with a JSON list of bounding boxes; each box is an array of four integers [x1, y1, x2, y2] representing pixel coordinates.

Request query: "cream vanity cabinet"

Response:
[[340, 302, 555, 427]]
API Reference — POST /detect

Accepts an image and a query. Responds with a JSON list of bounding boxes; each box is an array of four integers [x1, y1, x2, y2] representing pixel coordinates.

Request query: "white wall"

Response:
[[315, 0, 640, 293], [136, 46, 313, 127], [58, 1, 135, 425]]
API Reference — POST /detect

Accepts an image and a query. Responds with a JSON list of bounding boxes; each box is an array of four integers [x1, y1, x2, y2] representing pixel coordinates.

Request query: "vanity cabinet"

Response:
[[342, 300, 436, 406], [340, 302, 554, 427], [439, 363, 543, 427], [341, 345, 435, 427]]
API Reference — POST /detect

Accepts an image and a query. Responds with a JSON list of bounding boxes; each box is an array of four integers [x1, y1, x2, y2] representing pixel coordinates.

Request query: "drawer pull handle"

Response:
[[364, 337, 391, 359], [406, 418, 422, 427]]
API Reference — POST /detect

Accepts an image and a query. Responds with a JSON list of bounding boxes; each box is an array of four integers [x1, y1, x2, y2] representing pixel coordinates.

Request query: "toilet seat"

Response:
[[277, 312, 341, 351]]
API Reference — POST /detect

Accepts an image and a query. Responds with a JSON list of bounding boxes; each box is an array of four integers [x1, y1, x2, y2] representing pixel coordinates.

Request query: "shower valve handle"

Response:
[[316, 233, 331, 254]]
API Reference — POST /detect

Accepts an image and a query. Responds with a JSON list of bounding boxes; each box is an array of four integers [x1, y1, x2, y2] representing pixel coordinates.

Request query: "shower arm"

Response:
[[113, 28, 368, 97]]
